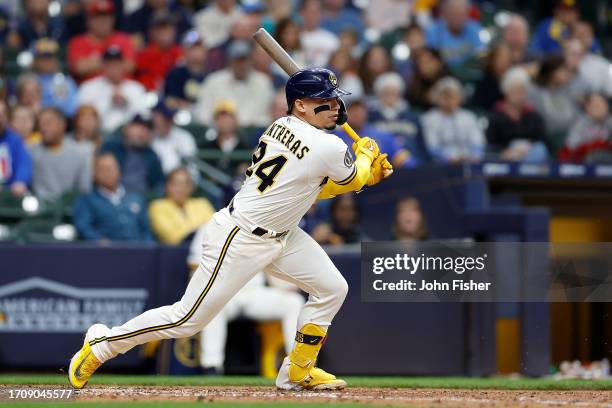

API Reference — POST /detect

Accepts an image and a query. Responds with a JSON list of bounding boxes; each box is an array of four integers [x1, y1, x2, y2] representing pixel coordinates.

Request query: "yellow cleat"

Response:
[[68, 341, 102, 389], [299, 367, 347, 390], [286, 323, 347, 391]]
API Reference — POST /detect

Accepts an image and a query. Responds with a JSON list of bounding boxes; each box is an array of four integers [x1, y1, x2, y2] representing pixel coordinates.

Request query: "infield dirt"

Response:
[[3, 385, 611, 407]]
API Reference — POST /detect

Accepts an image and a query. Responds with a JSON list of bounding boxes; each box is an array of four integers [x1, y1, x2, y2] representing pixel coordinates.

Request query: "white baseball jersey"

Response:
[[231, 115, 356, 232]]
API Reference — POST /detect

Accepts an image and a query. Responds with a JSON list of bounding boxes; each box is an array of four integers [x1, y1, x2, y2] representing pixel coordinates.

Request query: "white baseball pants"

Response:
[[87, 208, 349, 364]]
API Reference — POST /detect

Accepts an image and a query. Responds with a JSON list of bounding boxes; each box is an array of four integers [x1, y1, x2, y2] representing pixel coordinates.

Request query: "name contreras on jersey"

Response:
[[264, 122, 310, 160]]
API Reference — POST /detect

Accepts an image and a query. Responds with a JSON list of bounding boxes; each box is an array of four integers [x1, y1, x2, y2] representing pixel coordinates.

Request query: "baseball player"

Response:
[[68, 68, 393, 390]]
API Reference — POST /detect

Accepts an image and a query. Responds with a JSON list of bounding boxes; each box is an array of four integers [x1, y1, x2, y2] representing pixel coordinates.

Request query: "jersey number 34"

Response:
[[245, 141, 288, 193]]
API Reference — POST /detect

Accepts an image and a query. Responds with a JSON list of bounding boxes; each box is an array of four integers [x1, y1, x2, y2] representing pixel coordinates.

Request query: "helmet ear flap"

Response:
[[336, 97, 348, 125]]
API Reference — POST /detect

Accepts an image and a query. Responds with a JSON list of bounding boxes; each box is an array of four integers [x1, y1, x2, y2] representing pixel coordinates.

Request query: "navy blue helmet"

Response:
[[285, 68, 350, 112]]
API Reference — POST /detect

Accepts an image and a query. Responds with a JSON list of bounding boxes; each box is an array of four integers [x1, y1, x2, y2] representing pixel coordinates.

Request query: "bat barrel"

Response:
[[252, 28, 301, 75]]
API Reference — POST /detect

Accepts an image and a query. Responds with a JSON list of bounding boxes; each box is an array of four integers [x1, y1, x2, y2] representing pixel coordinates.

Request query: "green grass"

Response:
[[0, 374, 611, 390]]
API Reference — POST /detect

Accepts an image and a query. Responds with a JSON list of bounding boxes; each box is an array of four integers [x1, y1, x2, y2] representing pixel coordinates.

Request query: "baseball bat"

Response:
[[253, 28, 361, 143]]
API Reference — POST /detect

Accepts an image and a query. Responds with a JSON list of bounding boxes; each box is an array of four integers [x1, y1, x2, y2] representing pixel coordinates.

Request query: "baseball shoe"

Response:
[[297, 367, 347, 390], [68, 340, 102, 389], [276, 356, 347, 391]]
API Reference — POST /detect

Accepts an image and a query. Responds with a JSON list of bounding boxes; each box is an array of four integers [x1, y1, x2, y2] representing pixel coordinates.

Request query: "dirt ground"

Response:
[[7, 385, 610, 407]]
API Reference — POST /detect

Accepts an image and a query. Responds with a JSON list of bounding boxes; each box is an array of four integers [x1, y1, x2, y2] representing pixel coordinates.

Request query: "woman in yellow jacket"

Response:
[[149, 167, 215, 244]]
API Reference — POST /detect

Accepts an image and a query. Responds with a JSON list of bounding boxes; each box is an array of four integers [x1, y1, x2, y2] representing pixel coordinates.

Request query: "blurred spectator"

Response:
[[15, 74, 43, 115], [67, 0, 136, 82], [358, 45, 392, 96], [299, 201, 330, 236], [502, 14, 535, 65], [404, 23, 426, 52], [338, 29, 360, 56], [424, 0, 484, 66], [78, 46, 148, 134], [486, 68, 548, 162], [201, 100, 249, 175], [406, 47, 450, 111], [271, 89, 288, 120], [9, 0, 67, 48], [316, 195, 364, 245], [30, 107, 92, 201], [320, 0, 365, 38], [563, 38, 612, 99], [368, 72, 428, 165], [124, 0, 192, 45], [570, 20, 602, 55], [470, 43, 512, 111], [149, 167, 215, 244], [195, 40, 274, 127], [393, 23, 426, 80], [365, 0, 412, 34], [559, 93, 612, 163], [0, 100, 32, 197], [260, 0, 291, 33], [194, 0, 243, 49], [271, 18, 306, 87], [164, 30, 209, 108], [135, 12, 183, 91], [70, 105, 103, 153], [0, 7, 10, 44], [0, 52, 11, 102], [230, 13, 262, 43], [10, 105, 40, 146], [393, 197, 428, 242], [300, 0, 340, 67], [32, 38, 79, 117], [338, 99, 410, 168], [530, 0, 579, 56], [100, 114, 165, 194], [328, 50, 363, 101], [422, 77, 485, 163], [529, 55, 580, 153], [251, 42, 274, 77], [151, 100, 197, 174], [73, 152, 153, 242]]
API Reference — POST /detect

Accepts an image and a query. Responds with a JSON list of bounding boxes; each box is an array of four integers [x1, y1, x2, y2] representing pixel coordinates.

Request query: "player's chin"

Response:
[[324, 123, 337, 131]]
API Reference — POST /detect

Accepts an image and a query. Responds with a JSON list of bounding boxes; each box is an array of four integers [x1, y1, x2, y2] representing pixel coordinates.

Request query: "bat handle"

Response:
[[341, 123, 361, 143]]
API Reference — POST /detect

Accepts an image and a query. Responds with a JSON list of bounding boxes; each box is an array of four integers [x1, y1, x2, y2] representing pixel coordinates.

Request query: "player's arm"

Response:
[[317, 138, 379, 199]]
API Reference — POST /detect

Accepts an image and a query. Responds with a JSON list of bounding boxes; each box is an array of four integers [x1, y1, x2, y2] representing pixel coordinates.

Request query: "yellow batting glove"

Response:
[[380, 154, 394, 179], [367, 153, 393, 186], [352, 137, 380, 162]]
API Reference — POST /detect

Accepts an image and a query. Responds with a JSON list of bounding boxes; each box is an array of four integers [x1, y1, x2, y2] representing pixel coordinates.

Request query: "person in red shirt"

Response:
[[135, 12, 183, 91], [67, 0, 136, 82]]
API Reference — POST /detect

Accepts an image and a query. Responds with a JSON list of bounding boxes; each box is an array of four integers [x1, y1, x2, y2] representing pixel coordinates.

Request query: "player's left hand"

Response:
[[367, 153, 393, 186], [352, 137, 380, 161]]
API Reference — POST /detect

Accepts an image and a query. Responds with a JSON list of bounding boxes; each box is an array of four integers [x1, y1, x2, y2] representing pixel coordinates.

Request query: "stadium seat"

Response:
[[14, 219, 77, 243], [52, 191, 82, 222], [179, 123, 209, 148], [0, 191, 52, 222]]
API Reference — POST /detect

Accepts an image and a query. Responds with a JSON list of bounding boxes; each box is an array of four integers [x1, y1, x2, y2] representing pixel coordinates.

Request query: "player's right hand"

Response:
[[352, 137, 380, 161], [367, 153, 393, 186]]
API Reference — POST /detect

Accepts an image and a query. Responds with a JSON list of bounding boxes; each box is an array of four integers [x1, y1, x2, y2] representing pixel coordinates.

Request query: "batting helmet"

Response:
[[285, 68, 350, 112]]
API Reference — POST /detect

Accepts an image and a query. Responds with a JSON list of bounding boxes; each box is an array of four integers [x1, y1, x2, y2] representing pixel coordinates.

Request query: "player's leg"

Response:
[[199, 296, 240, 373], [68, 211, 281, 388], [264, 228, 349, 390], [239, 286, 305, 353]]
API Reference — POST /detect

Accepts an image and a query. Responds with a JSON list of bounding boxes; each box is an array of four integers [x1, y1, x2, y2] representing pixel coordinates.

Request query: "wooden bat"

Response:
[[252, 28, 361, 143]]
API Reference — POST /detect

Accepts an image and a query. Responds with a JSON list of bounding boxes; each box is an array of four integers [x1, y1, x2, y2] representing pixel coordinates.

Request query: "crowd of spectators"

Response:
[[0, 0, 610, 244]]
